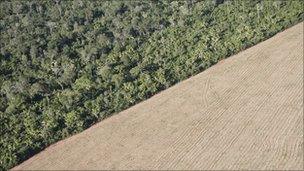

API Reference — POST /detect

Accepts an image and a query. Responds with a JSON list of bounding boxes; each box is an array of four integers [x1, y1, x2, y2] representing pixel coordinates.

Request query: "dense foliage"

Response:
[[0, 0, 303, 169]]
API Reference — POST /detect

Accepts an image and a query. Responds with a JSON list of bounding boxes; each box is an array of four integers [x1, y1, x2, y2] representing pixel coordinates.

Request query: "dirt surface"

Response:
[[13, 22, 304, 170]]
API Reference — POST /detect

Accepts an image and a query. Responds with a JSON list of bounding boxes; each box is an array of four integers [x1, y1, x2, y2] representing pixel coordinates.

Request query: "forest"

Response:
[[0, 0, 303, 170]]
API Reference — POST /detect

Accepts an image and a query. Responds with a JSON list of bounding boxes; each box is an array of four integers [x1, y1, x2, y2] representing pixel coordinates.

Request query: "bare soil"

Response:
[[13, 22, 304, 170]]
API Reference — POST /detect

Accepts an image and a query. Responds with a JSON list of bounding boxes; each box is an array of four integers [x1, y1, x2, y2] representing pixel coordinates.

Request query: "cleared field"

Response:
[[13, 22, 303, 170]]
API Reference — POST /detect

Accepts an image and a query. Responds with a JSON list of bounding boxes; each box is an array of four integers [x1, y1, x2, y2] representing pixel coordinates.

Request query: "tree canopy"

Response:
[[0, 0, 303, 169]]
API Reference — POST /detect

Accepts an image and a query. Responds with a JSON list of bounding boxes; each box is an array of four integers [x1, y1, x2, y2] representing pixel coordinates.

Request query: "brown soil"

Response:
[[13, 22, 304, 170]]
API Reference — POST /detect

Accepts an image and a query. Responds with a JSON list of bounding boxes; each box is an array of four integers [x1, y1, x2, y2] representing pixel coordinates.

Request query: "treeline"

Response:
[[0, 0, 303, 169]]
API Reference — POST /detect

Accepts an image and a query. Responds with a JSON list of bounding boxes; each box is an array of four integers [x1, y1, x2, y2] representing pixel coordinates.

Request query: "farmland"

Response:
[[0, 0, 303, 170], [13, 21, 304, 171]]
